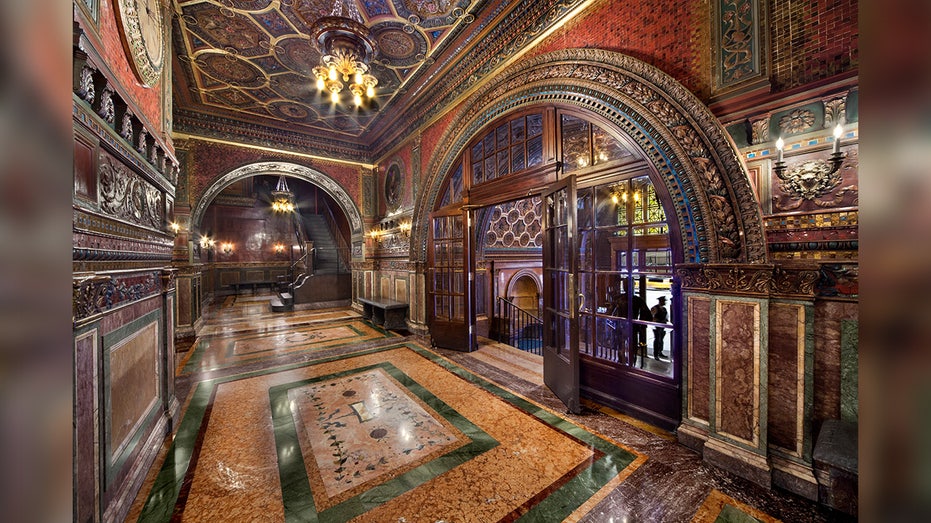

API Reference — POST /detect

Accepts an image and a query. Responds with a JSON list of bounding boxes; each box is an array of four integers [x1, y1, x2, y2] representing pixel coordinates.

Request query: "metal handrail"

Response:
[[495, 297, 543, 355]]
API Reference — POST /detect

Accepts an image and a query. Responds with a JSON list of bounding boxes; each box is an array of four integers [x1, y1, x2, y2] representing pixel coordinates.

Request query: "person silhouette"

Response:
[[611, 289, 653, 368], [651, 296, 668, 360]]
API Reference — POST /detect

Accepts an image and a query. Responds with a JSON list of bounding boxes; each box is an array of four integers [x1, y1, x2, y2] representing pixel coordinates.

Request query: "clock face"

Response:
[[115, 0, 165, 87]]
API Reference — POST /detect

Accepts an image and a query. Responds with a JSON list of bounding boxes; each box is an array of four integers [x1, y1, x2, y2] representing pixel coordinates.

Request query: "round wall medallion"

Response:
[[385, 163, 402, 210]]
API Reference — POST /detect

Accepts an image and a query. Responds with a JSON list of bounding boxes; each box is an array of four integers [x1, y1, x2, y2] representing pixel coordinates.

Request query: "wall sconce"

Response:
[[220, 242, 234, 255], [399, 221, 412, 235], [273, 243, 285, 254], [170, 222, 181, 234], [199, 236, 216, 249], [774, 124, 846, 180]]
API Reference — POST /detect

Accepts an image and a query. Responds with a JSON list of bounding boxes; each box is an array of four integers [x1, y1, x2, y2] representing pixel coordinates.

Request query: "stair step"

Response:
[[278, 292, 294, 305], [269, 298, 294, 312]]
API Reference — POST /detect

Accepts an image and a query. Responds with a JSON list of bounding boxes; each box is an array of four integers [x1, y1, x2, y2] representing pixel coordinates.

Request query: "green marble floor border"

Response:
[[406, 344, 638, 522], [270, 362, 498, 522], [137, 342, 637, 522], [137, 345, 398, 522]]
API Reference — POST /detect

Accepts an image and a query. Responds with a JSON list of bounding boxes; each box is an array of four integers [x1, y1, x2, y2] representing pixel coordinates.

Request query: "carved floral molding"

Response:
[[98, 150, 163, 229], [73, 270, 162, 322], [677, 263, 819, 298]]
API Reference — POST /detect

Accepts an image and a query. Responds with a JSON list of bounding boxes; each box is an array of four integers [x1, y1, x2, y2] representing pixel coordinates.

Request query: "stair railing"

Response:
[[321, 202, 351, 274], [495, 297, 543, 355]]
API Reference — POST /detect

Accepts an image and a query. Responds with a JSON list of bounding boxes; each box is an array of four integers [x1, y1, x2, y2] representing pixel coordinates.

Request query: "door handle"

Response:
[[578, 293, 585, 312]]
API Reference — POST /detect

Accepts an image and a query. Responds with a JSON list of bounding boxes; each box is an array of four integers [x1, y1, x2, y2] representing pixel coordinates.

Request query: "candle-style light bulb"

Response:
[[775, 137, 784, 162], [832, 124, 843, 154]]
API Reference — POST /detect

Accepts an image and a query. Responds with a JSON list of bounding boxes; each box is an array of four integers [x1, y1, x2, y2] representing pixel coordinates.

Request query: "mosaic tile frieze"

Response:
[[815, 263, 858, 298], [73, 270, 163, 323], [415, 49, 766, 267]]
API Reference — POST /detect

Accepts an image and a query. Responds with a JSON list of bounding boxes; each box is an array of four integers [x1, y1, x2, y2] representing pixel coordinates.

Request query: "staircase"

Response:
[[269, 287, 293, 312], [302, 214, 342, 274]]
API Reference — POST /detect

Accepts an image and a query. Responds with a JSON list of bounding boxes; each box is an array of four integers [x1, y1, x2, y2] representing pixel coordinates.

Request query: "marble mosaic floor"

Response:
[[126, 295, 853, 522]]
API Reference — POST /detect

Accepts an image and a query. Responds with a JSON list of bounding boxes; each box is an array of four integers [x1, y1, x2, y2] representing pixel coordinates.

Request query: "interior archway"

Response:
[[414, 48, 767, 266], [191, 161, 364, 239]]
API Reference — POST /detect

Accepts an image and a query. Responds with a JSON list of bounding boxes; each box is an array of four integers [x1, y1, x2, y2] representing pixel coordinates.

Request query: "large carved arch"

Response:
[[413, 48, 767, 265], [190, 161, 364, 238]]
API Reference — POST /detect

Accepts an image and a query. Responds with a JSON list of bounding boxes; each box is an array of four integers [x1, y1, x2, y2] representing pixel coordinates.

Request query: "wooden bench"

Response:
[[358, 297, 409, 330], [230, 280, 276, 294], [813, 419, 858, 516]]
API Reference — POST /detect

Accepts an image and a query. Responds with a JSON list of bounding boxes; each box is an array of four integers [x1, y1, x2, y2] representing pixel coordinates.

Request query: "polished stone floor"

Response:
[[126, 294, 853, 522]]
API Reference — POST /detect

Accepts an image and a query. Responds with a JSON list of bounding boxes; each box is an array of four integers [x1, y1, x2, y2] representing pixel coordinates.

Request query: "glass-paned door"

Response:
[[542, 175, 580, 414], [428, 206, 475, 352], [577, 176, 674, 376]]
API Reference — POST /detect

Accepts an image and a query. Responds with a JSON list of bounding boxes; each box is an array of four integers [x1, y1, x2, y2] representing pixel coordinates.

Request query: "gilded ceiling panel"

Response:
[[173, 0, 475, 142]]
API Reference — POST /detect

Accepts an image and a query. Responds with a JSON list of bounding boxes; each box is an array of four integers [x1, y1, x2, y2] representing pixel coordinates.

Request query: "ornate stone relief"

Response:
[[98, 150, 163, 229], [137, 128, 148, 156], [677, 264, 819, 298], [97, 85, 115, 124], [771, 265, 819, 297], [750, 117, 769, 145], [676, 264, 773, 296], [823, 96, 847, 128], [78, 65, 95, 104], [120, 111, 135, 142], [773, 159, 858, 212], [72, 271, 161, 322], [778, 109, 815, 135]]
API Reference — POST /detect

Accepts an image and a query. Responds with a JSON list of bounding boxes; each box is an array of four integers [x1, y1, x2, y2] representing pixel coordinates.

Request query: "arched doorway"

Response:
[[187, 162, 364, 304], [507, 272, 541, 317], [414, 49, 766, 430]]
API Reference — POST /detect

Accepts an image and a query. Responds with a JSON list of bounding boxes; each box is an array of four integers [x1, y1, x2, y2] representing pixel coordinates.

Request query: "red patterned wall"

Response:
[[183, 140, 362, 212], [770, 0, 859, 91], [421, 104, 462, 186], [531, 0, 712, 98]]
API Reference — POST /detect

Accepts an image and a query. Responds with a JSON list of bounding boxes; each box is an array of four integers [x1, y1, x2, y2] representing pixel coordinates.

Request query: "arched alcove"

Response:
[[190, 161, 364, 240]]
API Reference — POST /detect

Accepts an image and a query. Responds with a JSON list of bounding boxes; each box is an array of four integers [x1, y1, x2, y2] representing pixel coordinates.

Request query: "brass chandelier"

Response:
[[271, 175, 295, 213], [311, 1, 378, 107]]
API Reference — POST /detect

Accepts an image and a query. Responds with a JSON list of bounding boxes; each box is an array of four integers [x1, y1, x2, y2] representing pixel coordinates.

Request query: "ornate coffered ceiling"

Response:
[[171, 0, 590, 162], [172, 0, 480, 155]]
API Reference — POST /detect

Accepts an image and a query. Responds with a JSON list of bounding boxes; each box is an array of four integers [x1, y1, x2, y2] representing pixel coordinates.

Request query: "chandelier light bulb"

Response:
[[316, 77, 325, 90], [353, 93, 362, 106], [330, 90, 339, 103], [366, 84, 375, 97]]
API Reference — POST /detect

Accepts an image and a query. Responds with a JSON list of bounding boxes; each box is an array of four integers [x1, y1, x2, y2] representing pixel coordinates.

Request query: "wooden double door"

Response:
[[428, 174, 679, 428]]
